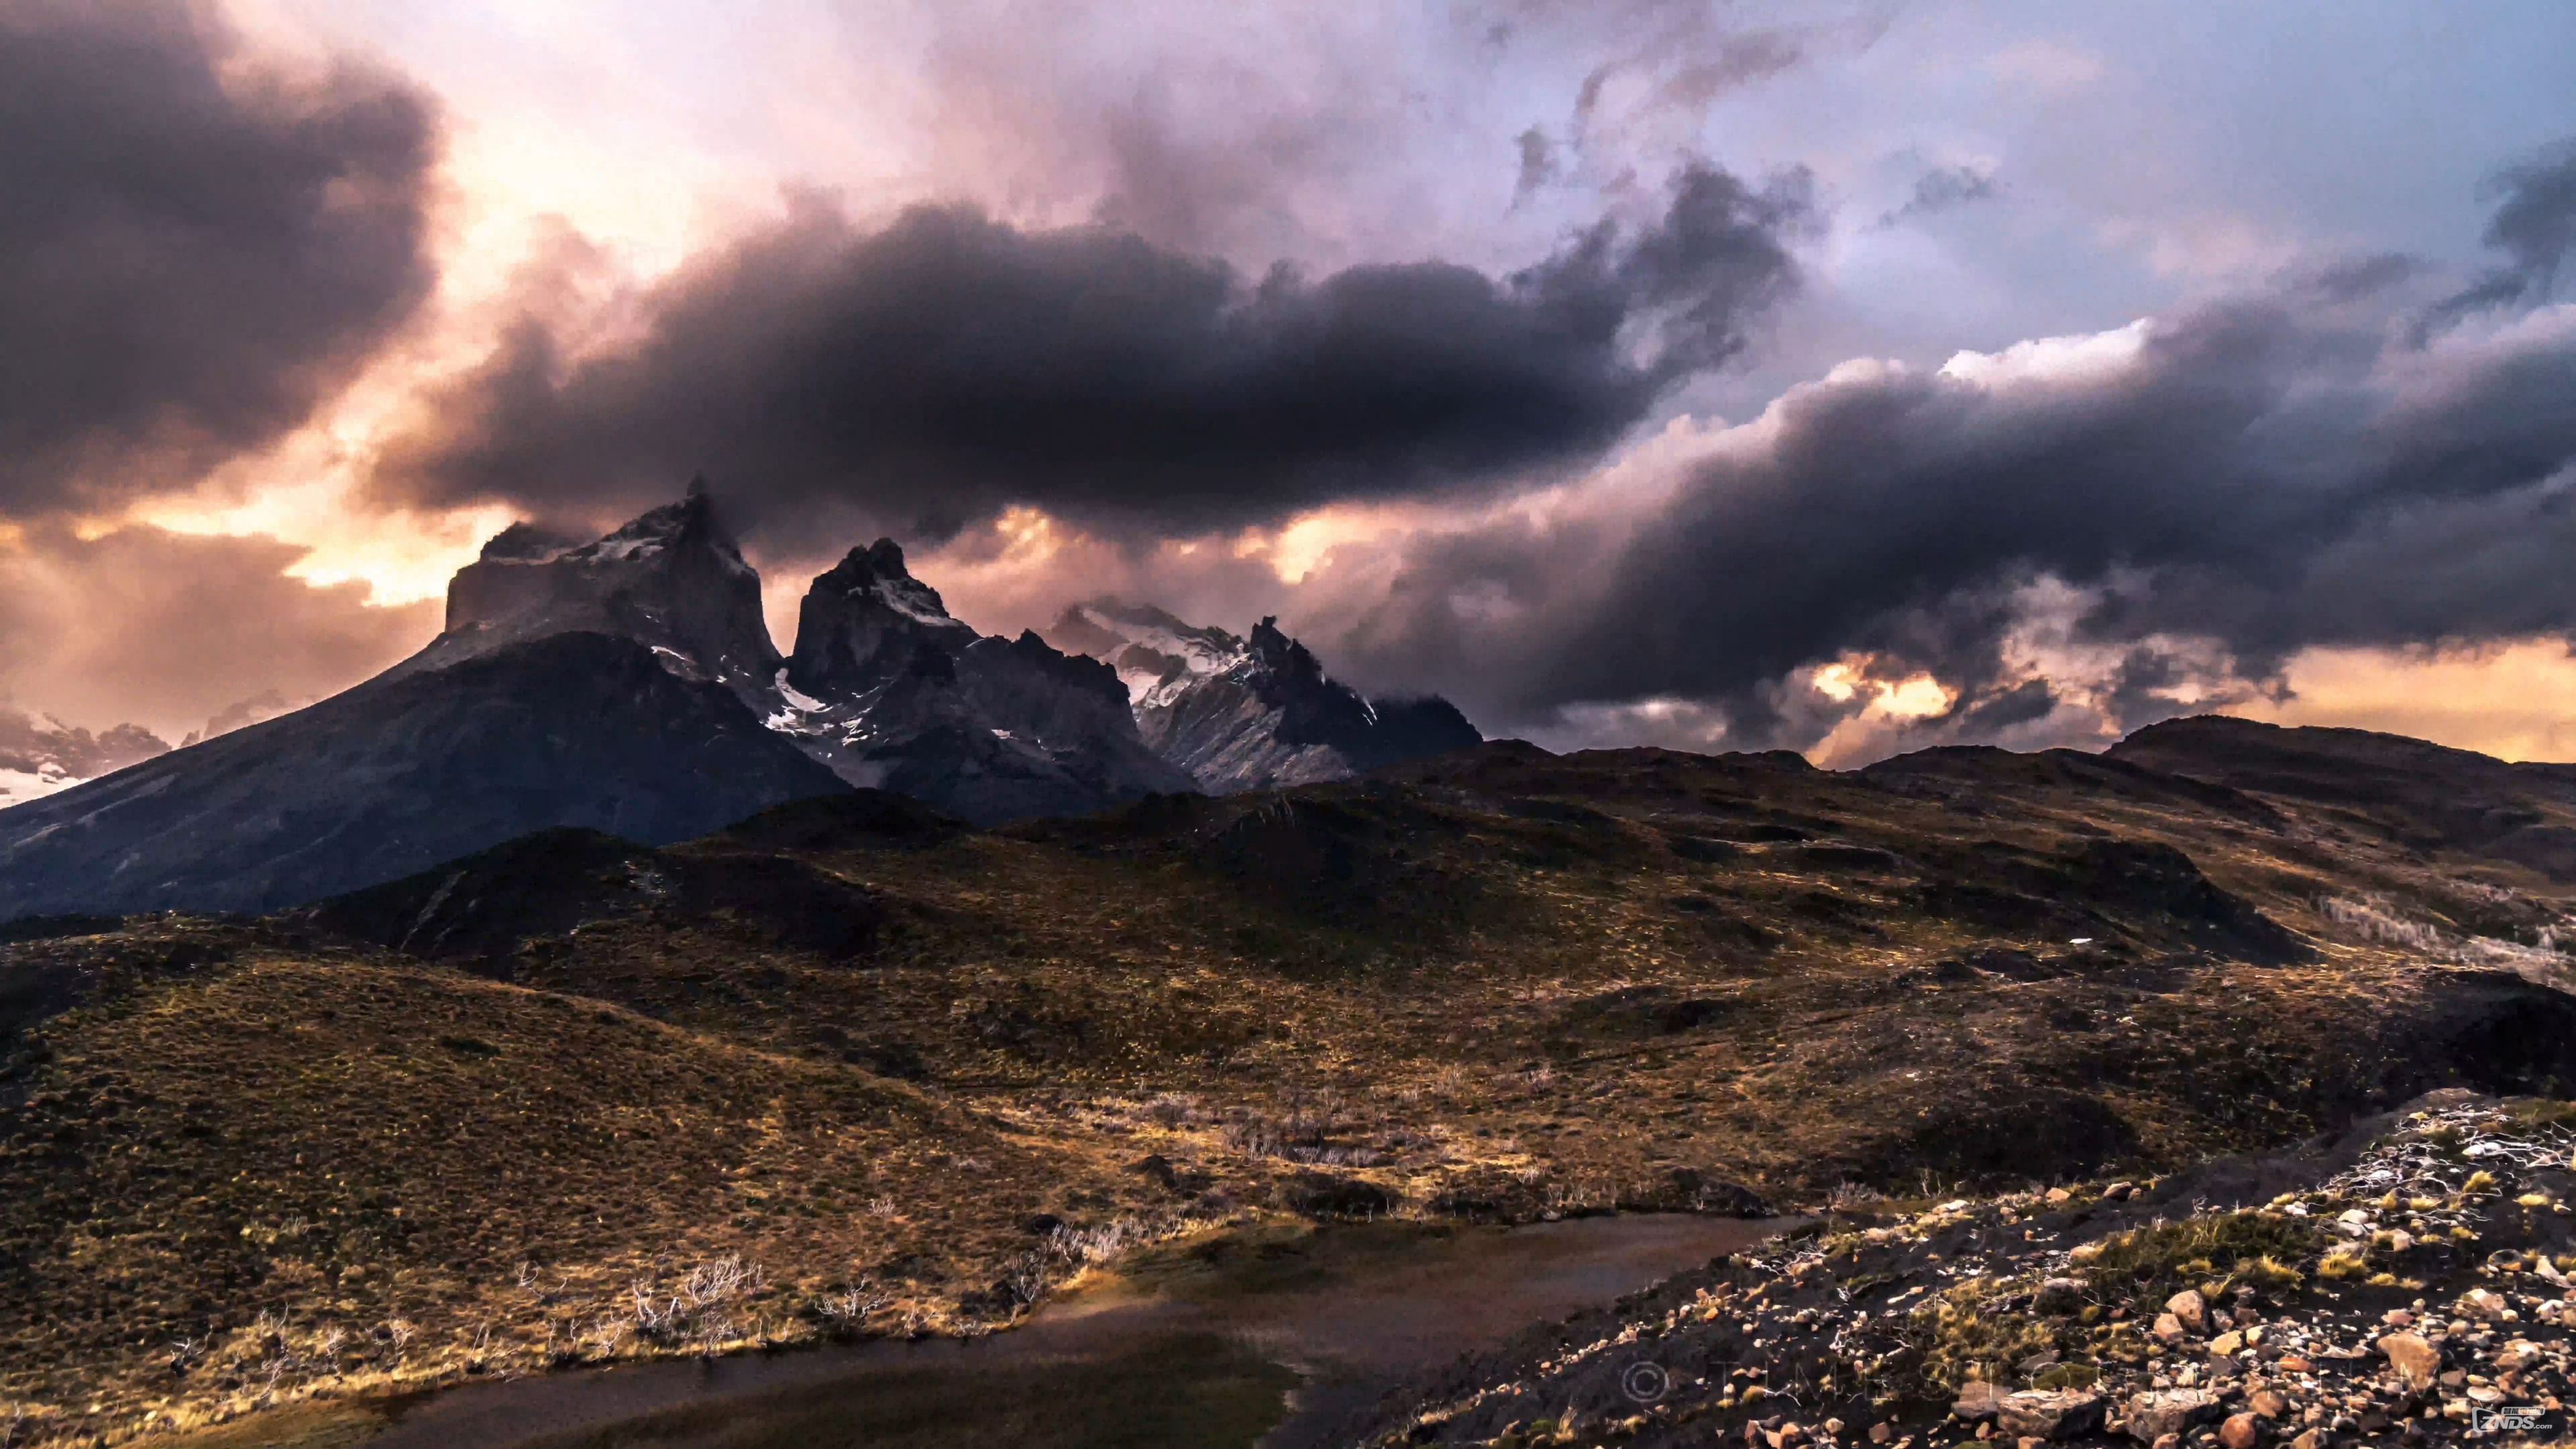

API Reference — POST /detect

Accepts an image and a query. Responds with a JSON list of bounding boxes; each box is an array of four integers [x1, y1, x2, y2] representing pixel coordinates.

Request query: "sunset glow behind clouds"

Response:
[[5, 0, 2575, 761]]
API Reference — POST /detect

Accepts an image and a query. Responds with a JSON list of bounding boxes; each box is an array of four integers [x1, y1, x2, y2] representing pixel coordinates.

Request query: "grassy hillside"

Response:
[[5, 721, 2575, 1441]]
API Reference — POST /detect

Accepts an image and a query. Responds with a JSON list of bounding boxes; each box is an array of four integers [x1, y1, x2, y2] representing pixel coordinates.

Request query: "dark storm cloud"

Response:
[[382, 164, 1809, 539], [2482, 139, 2576, 299], [2424, 138, 2576, 329], [1877, 164, 2000, 229], [1572, 28, 1808, 132], [1513, 125, 1560, 204], [0, 1, 440, 519], [1322, 276, 2576, 742]]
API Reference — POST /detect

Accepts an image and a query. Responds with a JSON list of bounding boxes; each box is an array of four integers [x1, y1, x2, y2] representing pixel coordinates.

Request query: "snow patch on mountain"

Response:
[[0, 708, 170, 803], [1051, 600, 1248, 706], [1044, 599, 1482, 793]]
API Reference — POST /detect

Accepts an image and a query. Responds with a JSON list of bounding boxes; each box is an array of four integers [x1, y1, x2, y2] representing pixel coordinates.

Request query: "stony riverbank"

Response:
[[1337, 1093, 2576, 1448]]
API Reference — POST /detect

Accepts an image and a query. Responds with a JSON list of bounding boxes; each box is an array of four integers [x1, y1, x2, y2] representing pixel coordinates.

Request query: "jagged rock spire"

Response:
[[787, 539, 973, 697]]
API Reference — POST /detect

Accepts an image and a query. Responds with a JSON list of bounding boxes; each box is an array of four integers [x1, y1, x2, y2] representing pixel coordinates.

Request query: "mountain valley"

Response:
[[4, 717, 2575, 1444]]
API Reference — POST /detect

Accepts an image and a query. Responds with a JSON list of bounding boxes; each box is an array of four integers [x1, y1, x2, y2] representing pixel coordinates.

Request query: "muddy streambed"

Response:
[[190, 1214, 1786, 1449]]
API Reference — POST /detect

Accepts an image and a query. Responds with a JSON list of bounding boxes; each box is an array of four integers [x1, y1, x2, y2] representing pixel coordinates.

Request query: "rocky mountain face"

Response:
[[399, 481, 784, 712], [1046, 598, 1482, 792], [0, 708, 168, 806], [0, 492, 1194, 918], [772, 541, 1195, 822]]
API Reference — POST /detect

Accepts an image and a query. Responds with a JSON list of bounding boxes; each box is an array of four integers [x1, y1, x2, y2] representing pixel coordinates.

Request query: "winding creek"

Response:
[[200, 1214, 1788, 1448]]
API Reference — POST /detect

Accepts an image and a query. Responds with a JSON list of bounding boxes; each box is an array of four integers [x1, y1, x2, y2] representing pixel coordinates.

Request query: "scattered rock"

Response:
[[2378, 1331, 2440, 1391], [2035, 1277, 2086, 1313], [2127, 1388, 2223, 1442], [1333, 1102, 2576, 1449], [1996, 1389, 2106, 1440]]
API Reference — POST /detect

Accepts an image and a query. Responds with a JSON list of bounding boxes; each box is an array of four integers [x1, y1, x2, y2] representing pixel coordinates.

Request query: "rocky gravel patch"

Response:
[[1338, 1094, 2576, 1448]]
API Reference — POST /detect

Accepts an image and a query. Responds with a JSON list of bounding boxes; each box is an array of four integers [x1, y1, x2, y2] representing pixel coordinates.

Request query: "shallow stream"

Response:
[[199, 1214, 1784, 1449]]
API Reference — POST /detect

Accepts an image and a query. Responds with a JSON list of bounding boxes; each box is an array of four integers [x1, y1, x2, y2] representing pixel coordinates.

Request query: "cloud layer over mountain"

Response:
[[1307, 276, 2576, 753], [379, 163, 1808, 541], [3, 0, 2574, 765]]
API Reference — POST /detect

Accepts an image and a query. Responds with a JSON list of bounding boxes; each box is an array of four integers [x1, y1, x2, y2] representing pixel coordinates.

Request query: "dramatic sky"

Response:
[[7, 0, 2576, 763]]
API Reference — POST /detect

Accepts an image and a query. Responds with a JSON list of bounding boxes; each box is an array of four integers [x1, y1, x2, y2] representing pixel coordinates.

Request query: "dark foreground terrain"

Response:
[[1333, 1094, 2576, 1449], [3, 716, 2575, 1443]]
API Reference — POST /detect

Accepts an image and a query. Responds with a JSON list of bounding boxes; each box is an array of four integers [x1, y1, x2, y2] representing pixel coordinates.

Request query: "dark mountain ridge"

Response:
[[2109, 714, 2576, 879], [0, 631, 847, 918], [0, 491, 1187, 918]]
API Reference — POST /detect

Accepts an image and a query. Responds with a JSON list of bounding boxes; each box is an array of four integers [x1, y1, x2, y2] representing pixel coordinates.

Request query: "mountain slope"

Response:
[[0, 494, 1201, 918], [0, 631, 848, 918], [9, 718, 2576, 1438], [2108, 715, 2576, 881], [1046, 599, 1481, 792]]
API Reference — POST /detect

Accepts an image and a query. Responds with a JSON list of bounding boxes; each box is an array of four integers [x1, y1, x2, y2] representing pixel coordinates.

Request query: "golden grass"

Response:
[[5, 743, 2571, 1441]]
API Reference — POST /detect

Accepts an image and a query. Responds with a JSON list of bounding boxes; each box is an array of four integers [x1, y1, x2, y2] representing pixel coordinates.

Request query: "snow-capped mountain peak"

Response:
[[0, 708, 170, 804], [807, 539, 975, 631], [0, 498, 1198, 920], [1044, 599, 1481, 792], [1047, 598, 1249, 706]]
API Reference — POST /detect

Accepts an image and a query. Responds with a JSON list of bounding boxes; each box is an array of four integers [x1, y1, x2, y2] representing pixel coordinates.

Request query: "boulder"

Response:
[[1275, 1171, 1397, 1220], [2035, 1277, 2087, 1313], [2126, 1388, 2222, 1442], [2378, 1331, 2440, 1391], [2165, 1288, 2209, 1332], [1953, 1381, 2004, 1421], [1996, 1389, 2106, 1440]]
